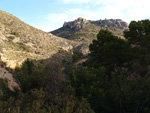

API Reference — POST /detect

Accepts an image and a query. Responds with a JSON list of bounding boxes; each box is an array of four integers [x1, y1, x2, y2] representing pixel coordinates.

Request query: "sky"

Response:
[[0, 0, 150, 32]]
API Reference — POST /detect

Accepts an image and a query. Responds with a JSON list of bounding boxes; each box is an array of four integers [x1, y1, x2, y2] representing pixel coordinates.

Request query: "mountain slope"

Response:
[[0, 59, 20, 90], [51, 17, 128, 55], [0, 10, 73, 69], [51, 17, 128, 44]]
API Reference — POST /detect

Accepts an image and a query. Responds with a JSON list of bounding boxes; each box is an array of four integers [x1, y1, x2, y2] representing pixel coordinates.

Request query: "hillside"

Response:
[[1, 8, 150, 112], [51, 17, 128, 55], [0, 10, 74, 69], [0, 59, 20, 91], [51, 17, 128, 44], [0, 10, 128, 90]]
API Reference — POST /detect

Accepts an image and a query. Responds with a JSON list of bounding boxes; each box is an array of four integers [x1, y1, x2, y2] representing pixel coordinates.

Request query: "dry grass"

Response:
[[0, 10, 74, 69]]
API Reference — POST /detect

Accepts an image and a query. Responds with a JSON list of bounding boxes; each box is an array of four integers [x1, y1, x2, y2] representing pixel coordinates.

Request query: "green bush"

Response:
[[72, 53, 83, 62], [0, 59, 94, 113], [11, 32, 19, 37]]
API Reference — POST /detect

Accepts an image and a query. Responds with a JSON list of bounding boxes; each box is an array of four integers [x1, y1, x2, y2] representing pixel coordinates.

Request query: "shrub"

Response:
[[11, 32, 19, 37], [72, 53, 83, 62]]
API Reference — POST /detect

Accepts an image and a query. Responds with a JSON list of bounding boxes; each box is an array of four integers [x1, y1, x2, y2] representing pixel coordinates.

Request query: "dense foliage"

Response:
[[1, 19, 150, 113], [70, 20, 150, 113], [89, 29, 131, 67], [0, 60, 94, 113]]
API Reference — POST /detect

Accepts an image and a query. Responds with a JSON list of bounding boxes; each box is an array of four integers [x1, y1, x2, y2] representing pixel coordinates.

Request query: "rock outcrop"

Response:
[[62, 18, 128, 31], [63, 17, 89, 30], [73, 44, 89, 56], [90, 19, 128, 30]]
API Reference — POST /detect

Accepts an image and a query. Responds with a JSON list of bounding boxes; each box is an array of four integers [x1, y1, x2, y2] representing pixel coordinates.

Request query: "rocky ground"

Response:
[[0, 10, 74, 69]]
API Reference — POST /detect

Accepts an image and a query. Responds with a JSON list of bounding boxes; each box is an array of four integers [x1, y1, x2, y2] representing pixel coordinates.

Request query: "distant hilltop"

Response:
[[63, 17, 128, 31], [51, 17, 128, 56]]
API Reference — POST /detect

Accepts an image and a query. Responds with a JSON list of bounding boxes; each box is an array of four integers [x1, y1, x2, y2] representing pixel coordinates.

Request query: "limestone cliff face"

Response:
[[62, 18, 128, 31], [90, 19, 128, 30], [63, 17, 89, 30]]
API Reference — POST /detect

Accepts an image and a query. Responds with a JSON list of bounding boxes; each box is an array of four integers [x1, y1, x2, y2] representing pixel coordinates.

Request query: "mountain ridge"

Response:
[[63, 17, 128, 31], [51, 17, 128, 55], [51, 17, 128, 42]]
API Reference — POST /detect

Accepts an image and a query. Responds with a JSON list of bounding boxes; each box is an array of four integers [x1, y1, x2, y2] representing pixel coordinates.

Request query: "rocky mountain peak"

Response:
[[63, 17, 89, 30], [90, 19, 128, 30], [76, 17, 88, 23], [63, 17, 128, 31]]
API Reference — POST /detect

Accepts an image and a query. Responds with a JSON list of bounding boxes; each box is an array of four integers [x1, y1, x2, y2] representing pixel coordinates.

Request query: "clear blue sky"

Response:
[[0, 0, 150, 31]]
